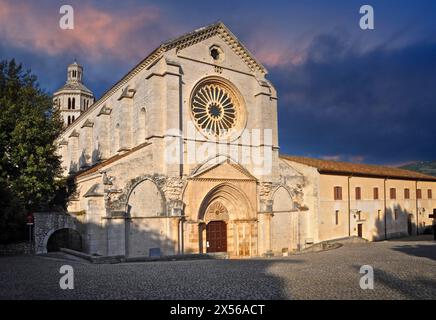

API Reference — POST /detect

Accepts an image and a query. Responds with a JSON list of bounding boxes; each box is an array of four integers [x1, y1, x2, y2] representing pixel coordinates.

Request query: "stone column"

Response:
[[117, 86, 136, 152], [58, 139, 68, 174], [258, 199, 273, 256], [96, 105, 112, 160], [68, 130, 79, 173], [80, 119, 94, 168]]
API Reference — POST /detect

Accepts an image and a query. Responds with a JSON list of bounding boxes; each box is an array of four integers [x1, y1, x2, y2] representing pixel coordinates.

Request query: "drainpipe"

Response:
[[178, 217, 185, 255], [384, 178, 387, 240], [348, 176, 351, 237], [415, 180, 419, 236]]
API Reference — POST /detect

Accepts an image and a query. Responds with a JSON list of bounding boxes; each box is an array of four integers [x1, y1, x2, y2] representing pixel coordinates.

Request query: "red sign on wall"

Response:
[[26, 213, 34, 225]]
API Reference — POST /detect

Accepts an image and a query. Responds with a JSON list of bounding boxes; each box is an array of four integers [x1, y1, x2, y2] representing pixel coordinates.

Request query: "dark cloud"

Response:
[[272, 34, 436, 164], [1, 0, 436, 165]]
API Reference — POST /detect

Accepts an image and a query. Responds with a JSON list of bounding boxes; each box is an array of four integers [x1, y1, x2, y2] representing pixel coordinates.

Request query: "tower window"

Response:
[[68, 97, 71, 109], [72, 98, 75, 109], [67, 116, 71, 125]]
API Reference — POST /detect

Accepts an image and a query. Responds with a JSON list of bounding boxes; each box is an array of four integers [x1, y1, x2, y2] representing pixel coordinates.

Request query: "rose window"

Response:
[[191, 82, 243, 138]]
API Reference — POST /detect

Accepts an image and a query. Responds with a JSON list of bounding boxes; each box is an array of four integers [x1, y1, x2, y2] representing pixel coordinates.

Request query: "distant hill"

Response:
[[401, 161, 436, 177]]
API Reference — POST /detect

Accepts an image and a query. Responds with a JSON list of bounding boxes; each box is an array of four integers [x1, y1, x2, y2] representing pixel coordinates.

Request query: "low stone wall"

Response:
[[0, 242, 32, 256]]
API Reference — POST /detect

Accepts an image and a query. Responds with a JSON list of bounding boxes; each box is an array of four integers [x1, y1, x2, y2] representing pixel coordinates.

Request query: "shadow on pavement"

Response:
[[391, 244, 436, 261]]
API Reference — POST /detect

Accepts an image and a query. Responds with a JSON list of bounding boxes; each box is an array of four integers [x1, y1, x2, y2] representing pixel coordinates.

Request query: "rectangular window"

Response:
[[428, 189, 432, 199], [373, 187, 379, 200], [390, 188, 396, 200], [417, 189, 422, 199], [394, 209, 398, 220], [334, 186, 342, 200], [404, 188, 410, 200], [335, 210, 339, 225], [355, 187, 361, 200]]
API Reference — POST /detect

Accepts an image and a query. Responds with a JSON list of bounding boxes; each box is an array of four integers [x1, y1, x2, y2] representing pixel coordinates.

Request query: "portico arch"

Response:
[[197, 183, 257, 256], [198, 182, 253, 222]]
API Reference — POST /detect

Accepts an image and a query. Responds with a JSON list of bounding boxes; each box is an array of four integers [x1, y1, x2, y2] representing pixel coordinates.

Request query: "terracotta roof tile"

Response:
[[280, 155, 436, 181]]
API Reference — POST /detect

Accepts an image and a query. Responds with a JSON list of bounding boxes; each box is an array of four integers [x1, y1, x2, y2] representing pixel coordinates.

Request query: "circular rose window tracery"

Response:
[[191, 79, 245, 139]]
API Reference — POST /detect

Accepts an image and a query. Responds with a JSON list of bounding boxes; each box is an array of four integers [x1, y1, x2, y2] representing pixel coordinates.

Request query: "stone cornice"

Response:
[[188, 178, 255, 182]]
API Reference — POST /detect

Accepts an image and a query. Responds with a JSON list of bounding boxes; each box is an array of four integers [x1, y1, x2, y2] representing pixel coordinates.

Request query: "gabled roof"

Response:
[[60, 22, 267, 136], [280, 155, 436, 181], [161, 21, 267, 74]]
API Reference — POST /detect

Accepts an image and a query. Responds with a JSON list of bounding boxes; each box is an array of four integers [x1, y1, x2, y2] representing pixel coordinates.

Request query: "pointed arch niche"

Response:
[[194, 182, 257, 257]]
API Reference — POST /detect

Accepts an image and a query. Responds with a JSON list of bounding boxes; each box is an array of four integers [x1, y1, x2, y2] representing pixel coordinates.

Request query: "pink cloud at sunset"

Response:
[[0, 0, 176, 61]]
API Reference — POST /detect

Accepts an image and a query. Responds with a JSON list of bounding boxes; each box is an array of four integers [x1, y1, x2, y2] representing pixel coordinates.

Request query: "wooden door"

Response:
[[407, 214, 413, 235], [357, 223, 363, 238], [206, 221, 227, 253]]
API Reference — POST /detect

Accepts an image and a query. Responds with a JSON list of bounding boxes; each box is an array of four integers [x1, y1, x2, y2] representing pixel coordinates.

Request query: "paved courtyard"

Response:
[[0, 238, 435, 300]]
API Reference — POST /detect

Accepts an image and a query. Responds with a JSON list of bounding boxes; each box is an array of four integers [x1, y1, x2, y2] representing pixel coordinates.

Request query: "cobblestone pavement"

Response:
[[0, 239, 435, 300]]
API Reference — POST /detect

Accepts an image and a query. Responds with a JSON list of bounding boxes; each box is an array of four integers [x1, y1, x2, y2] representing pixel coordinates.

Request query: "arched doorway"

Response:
[[203, 202, 229, 253], [46, 228, 82, 252], [197, 183, 256, 256]]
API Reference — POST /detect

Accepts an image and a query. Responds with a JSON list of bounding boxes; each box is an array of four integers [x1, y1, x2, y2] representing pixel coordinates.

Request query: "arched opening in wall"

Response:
[[197, 182, 254, 256], [139, 107, 147, 141], [72, 98, 75, 110], [203, 201, 229, 253], [68, 97, 71, 109], [67, 116, 71, 125], [46, 228, 82, 252], [72, 116, 75, 122], [271, 186, 299, 253], [126, 179, 167, 257]]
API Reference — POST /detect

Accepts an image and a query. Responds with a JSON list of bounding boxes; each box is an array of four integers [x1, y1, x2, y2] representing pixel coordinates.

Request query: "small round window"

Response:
[[209, 46, 224, 62]]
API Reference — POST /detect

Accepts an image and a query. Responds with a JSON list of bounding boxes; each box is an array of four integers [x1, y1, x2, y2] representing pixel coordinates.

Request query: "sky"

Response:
[[1, 0, 435, 165]]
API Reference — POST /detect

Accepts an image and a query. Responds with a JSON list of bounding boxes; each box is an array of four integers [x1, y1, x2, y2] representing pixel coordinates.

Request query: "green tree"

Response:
[[0, 59, 66, 243]]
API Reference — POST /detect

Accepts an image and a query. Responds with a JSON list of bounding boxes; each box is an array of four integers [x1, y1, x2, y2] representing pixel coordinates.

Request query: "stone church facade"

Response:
[[52, 22, 436, 258]]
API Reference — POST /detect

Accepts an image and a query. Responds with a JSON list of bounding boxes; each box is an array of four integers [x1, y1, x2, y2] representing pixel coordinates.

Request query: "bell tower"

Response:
[[53, 60, 95, 127]]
